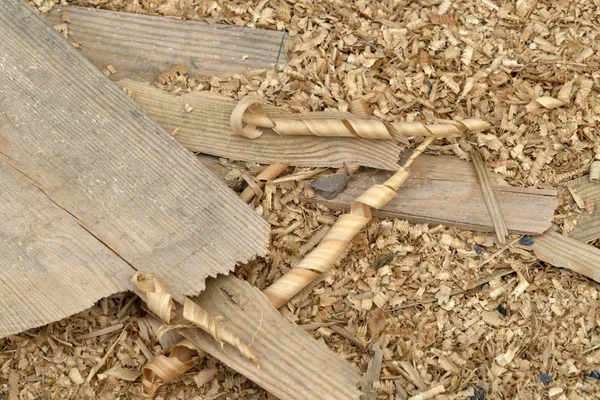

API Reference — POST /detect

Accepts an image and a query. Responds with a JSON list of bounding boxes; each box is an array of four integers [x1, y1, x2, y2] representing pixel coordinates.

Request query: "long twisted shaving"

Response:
[[263, 121, 490, 308], [231, 96, 489, 140]]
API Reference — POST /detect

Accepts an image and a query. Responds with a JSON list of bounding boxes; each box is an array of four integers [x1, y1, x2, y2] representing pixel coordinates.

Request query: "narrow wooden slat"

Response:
[[531, 230, 600, 283], [471, 150, 508, 243], [118, 80, 402, 170], [0, 0, 268, 336], [46, 6, 286, 81], [182, 275, 364, 400], [307, 155, 557, 234]]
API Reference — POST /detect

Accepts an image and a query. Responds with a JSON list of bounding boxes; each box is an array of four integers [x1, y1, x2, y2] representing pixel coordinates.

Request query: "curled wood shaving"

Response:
[[392, 119, 490, 138], [239, 163, 288, 203], [132, 273, 254, 362], [142, 339, 203, 397], [182, 298, 257, 363], [230, 96, 394, 139], [264, 138, 438, 308]]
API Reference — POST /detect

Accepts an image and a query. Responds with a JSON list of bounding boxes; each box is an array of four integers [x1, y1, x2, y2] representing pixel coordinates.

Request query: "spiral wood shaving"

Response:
[[132, 273, 256, 396], [231, 97, 489, 141], [263, 120, 490, 308]]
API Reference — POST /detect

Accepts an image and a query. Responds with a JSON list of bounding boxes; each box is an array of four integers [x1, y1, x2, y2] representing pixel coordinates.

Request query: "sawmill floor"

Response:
[[2, 0, 600, 399]]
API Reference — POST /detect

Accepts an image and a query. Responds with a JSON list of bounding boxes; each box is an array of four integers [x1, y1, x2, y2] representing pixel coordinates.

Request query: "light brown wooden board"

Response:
[[531, 230, 600, 283], [566, 175, 600, 242], [182, 275, 364, 400], [46, 6, 286, 81], [0, 0, 268, 336], [308, 155, 557, 234], [0, 157, 133, 337], [118, 80, 402, 170]]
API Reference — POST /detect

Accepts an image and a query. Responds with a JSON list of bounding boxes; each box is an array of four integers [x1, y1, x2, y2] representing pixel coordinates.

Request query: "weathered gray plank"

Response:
[[0, 0, 268, 336], [46, 6, 286, 81], [183, 275, 364, 400], [0, 157, 133, 337], [118, 80, 402, 170], [308, 155, 557, 234]]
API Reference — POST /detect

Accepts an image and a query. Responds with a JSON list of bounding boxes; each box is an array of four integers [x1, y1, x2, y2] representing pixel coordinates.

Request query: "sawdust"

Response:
[[9, 0, 600, 398]]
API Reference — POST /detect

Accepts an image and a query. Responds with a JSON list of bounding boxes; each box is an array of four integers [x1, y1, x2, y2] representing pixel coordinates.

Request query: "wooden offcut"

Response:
[[531, 230, 600, 284], [566, 174, 600, 242], [118, 80, 402, 170], [308, 155, 557, 234], [46, 6, 286, 81], [182, 275, 364, 400], [0, 0, 268, 337]]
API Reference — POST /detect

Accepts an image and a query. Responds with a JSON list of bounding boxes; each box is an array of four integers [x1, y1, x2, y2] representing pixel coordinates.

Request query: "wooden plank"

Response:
[[307, 155, 557, 234], [566, 175, 600, 242], [0, 0, 268, 336], [118, 80, 402, 170], [0, 157, 132, 337], [531, 230, 600, 283], [46, 6, 286, 81], [182, 275, 364, 400]]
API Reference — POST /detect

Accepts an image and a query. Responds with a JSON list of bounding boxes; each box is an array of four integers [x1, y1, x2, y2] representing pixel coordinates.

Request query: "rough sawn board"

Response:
[[183, 275, 364, 400], [0, 0, 268, 337], [118, 80, 402, 170], [46, 6, 287, 81], [309, 155, 557, 234]]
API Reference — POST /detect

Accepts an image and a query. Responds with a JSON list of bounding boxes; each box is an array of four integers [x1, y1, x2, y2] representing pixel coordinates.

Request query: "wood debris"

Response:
[[45, 6, 286, 82], [472, 149, 509, 244], [14, 0, 600, 398]]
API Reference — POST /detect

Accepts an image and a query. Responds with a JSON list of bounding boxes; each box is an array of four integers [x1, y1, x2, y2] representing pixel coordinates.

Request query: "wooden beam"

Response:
[[307, 155, 557, 235], [0, 0, 268, 337], [182, 275, 364, 400], [46, 6, 286, 81], [118, 80, 402, 170]]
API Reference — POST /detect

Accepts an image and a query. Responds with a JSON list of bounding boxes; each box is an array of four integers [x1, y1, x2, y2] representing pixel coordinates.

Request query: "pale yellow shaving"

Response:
[[183, 298, 257, 363], [263, 119, 490, 308], [231, 96, 490, 142]]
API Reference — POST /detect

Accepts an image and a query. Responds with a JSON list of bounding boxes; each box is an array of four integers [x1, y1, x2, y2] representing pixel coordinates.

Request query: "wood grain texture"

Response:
[[531, 230, 600, 283], [118, 80, 402, 170], [308, 155, 557, 234], [0, 157, 133, 337], [46, 6, 286, 81], [182, 275, 364, 400], [0, 0, 268, 335], [566, 175, 600, 242]]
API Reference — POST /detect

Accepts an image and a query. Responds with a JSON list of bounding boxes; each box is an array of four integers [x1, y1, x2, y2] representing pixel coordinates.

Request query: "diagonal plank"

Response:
[[118, 80, 402, 170], [308, 155, 557, 234], [182, 275, 364, 400], [46, 6, 286, 81], [0, 0, 268, 337]]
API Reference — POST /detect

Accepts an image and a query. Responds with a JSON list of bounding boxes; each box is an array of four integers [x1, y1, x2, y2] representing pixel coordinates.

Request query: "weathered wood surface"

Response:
[[531, 230, 600, 283], [46, 6, 286, 81], [566, 175, 600, 242], [182, 275, 364, 400], [118, 80, 402, 170], [0, 0, 268, 337], [0, 157, 133, 337], [308, 155, 557, 234]]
